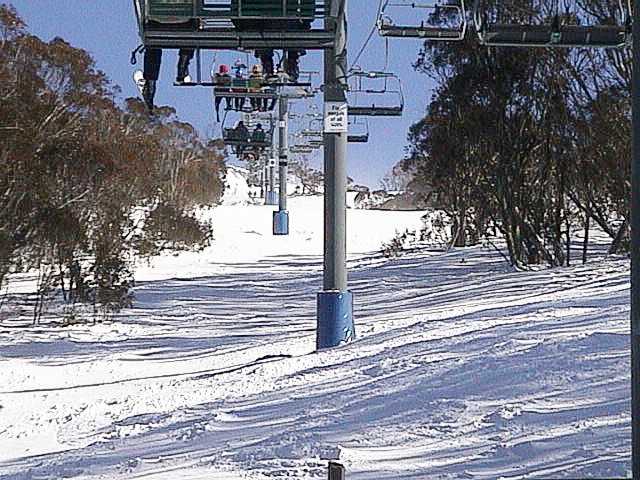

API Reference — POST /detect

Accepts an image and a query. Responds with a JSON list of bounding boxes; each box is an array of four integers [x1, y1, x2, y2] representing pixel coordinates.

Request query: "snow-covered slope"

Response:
[[133, 195, 426, 283], [0, 196, 631, 479]]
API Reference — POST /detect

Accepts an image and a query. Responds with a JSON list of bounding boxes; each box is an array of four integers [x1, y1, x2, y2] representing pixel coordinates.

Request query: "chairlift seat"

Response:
[[347, 134, 368, 143], [291, 145, 313, 153], [301, 130, 323, 137], [214, 87, 277, 99], [223, 138, 271, 148], [480, 23, 629, 47], [173, 79, 311, 90], [249, 140, 270, 148], [378, 24, 465, 39], [348, 105, 403, 117]]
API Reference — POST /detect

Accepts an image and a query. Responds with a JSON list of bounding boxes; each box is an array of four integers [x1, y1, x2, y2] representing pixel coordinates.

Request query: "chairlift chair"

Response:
[[243, 111, 275, 128], [214, 78, 279, 111], [171, 58, 318, 101], [377, 0, 468, 40], [290, 144, 314, 154], [473, 0, 631, 47], [347, 70, 405, 117], [347, 117, 369, 143], [133, 0, 336, 50], [222, 112, 274, 151], [300, 118, 324, 138]]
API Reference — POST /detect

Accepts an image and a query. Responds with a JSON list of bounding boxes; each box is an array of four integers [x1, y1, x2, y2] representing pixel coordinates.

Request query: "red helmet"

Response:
[[219, 64, 229, 74]]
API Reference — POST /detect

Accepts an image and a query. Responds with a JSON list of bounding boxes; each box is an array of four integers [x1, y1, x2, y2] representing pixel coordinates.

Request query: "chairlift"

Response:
[[290, 144, 314, 154], [347, 116, 369, 143], [213, 77, 279, 113], [300, 118, 324, 138], [133, 0, 336, 50], [377, 0, 468, 40], [473, 0, 631, 47], [347, 70, 405, 117], [221, 112, 274, 153]]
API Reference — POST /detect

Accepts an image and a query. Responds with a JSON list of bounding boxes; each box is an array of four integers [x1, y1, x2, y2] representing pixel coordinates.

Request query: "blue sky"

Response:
[[11, 1, 435, 188]]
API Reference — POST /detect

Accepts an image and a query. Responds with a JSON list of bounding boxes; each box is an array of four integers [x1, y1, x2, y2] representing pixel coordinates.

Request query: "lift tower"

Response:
[[133, 0, 354, 350], [274, 95, 290, 235], [317, 0, 355, 349]]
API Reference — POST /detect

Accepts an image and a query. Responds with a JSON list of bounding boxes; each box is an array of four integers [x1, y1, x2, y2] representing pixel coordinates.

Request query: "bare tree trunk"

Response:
[[565, 215, 571, 267], [453, 206, 467, 248], [609, 218, 629, 255], [582, 211, 590, 264]]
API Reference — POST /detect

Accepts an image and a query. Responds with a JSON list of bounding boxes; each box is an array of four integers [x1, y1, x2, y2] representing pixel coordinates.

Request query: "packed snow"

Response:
[[221, 166, 254, 206], [0, 194, 631, 479]]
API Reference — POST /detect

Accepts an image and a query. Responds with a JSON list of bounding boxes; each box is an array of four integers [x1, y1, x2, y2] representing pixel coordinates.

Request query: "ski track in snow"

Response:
[[0, 196, 631, 479]]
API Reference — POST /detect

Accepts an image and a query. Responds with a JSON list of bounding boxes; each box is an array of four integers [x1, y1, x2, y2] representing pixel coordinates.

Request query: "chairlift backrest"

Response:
[[229, 0, 317, 18]]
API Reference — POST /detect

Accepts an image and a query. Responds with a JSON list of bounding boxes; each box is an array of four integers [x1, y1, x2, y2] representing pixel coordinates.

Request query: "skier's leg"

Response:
[[143, 48, 162, 81], [256, 49, 274, 78], [143, 48, 162, 111], [215, 97, 222, 122], [177, 48, 195, 83], [284, 50, 302, 82]]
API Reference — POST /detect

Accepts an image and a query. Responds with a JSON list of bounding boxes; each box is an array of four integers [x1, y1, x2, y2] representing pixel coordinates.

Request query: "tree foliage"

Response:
[[405, 0, 630, 266], [0, 4, 226, 321]]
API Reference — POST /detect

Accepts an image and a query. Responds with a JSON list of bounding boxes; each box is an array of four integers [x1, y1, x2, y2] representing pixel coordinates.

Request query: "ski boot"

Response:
[[176, 57, 190, 84], [284, 54, 300, 83], [142, 80, 156, 113]]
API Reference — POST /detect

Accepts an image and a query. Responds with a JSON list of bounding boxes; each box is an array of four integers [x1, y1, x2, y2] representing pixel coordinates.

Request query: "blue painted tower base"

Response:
[[316, 291, 355, 350], [273, 210, 289, 235], [266, 192, 278, 205]]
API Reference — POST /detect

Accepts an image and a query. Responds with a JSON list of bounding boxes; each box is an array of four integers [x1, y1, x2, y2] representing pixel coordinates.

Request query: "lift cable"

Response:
[[349, 0, 385, 70]]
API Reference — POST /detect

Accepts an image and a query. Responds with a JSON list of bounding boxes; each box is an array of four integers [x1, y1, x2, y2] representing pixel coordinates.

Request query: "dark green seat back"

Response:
[[230, 0, 316, 18], [148, 0, 195, 21], [286, 0, 315, 17]]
